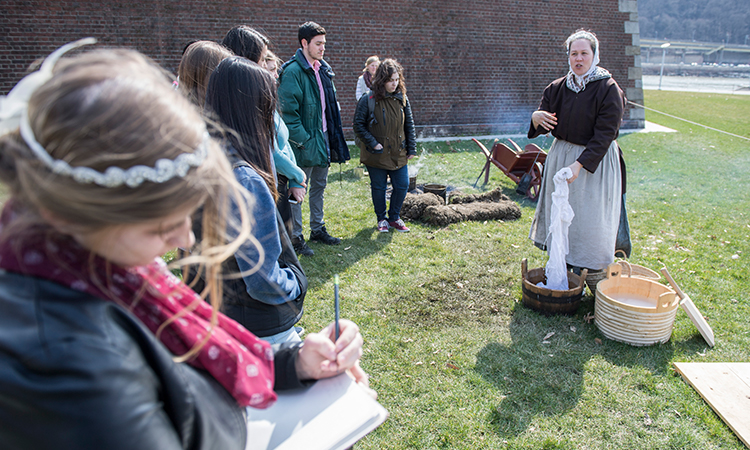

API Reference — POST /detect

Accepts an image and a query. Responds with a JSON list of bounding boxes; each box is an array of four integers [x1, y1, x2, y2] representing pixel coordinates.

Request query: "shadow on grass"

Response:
[[326, 164, 365, 184], [475, 300, 677, 439], [301, 226, 393, 291]]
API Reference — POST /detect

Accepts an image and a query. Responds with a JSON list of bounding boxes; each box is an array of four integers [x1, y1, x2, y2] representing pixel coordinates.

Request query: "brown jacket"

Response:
[[353, 91, 416, 171]]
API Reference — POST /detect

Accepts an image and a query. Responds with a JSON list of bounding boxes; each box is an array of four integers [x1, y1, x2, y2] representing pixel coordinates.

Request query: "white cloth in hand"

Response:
[[538, 167, 575, 290]]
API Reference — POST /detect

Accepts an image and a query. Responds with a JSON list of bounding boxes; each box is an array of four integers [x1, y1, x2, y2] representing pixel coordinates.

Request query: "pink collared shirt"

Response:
[[306, 55, 327, 133]]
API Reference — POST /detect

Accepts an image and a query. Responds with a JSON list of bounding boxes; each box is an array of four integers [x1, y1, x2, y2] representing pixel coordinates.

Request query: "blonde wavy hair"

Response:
[[0, 48, 259, 361]]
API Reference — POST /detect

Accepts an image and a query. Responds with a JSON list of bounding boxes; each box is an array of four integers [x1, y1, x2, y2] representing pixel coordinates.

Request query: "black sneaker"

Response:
[[292, 238, 314, 256], [309, 226, 341, 245]]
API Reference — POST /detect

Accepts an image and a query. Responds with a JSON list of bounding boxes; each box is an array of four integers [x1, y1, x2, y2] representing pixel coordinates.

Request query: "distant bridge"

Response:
[[641, 38, 750, 65]]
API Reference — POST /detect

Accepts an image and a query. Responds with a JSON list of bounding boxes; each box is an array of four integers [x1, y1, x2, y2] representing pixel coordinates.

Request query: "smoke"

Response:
[[408, 147, 430, 178]]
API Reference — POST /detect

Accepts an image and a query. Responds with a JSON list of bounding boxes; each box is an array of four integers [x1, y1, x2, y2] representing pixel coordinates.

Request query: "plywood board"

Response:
[[674, 362, 750, 448]]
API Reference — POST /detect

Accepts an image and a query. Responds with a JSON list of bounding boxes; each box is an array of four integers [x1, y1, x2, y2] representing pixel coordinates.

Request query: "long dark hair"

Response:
[[204, 56, 278, 198], [222, 26, 269, 64], [371, 58, 406, 102]]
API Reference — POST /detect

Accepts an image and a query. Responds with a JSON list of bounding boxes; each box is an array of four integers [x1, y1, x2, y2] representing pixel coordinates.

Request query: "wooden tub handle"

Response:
[[655, 291, 679, 313], [606, 262, 622, 279]]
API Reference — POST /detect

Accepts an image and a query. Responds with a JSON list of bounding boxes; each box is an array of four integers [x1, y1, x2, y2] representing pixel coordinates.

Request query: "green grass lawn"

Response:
[[295, 90, 750, 449]]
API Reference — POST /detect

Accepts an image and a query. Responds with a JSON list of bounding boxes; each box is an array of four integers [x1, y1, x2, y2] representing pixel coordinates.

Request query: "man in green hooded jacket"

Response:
[[278, 21, 350, 257]]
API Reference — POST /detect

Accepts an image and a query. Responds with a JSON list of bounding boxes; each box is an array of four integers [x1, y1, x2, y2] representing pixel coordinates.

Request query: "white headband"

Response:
[[0, 37, 208, 188]]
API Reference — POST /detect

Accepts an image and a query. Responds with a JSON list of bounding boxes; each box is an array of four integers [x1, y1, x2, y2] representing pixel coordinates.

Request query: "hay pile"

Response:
[[448, 188, 510, 204], [401, 187, 521, 227]]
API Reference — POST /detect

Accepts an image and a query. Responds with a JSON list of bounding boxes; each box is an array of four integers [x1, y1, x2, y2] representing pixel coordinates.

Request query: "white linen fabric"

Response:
[[530, 139, 621, 271]]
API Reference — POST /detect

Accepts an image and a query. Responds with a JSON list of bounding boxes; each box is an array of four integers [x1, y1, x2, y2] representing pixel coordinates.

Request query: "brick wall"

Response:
[[0, 0, 641, 136]]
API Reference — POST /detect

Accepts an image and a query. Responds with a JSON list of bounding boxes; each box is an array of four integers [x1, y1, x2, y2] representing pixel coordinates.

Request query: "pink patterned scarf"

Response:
[[0, 205, 277, 409]]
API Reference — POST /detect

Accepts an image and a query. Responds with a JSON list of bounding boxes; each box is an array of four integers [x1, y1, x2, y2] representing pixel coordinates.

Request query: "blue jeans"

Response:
[[259, 326, 302, 345], [366, 165, 409, 222]]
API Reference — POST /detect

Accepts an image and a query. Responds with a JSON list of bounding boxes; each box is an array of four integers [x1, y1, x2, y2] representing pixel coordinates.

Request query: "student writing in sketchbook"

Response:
[[0, 40, 370, 449]]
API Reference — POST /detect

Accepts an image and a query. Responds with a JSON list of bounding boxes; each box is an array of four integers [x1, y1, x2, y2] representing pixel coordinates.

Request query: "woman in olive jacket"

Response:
[[353, 59, 417, 233]]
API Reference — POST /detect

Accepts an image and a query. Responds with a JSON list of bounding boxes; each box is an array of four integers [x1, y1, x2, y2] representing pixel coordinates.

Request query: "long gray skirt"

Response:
[[529, 139, 621, 271]]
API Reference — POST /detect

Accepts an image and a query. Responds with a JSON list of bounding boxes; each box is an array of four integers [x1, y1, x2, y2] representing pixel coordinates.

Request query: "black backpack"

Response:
[[354, 92, 376, 152]]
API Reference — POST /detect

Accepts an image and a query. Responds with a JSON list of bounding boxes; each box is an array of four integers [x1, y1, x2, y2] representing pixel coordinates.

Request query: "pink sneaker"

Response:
[[388, 219, 410, 232], [377, 219, 390, 232]]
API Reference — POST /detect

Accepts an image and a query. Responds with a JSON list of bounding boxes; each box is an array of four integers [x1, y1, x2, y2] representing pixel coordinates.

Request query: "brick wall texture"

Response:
[[0, 0, 638, 136]]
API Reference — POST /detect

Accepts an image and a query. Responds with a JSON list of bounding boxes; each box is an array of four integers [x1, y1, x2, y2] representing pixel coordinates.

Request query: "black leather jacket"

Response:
[[0, 271, 304, 450]]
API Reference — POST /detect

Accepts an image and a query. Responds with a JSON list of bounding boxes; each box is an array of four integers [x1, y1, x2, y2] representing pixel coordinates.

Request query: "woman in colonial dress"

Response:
[[528, 29, 628, 275]]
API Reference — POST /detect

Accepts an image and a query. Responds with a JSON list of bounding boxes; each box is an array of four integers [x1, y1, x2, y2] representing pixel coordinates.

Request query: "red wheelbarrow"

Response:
[[472, 138, 547, 201]]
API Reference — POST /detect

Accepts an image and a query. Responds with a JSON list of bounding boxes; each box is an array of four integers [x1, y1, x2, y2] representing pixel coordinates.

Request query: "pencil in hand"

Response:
[[334, 274, 340, 341]]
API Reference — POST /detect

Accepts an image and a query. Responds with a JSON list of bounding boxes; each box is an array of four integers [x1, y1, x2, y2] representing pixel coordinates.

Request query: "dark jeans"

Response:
[[366, 164, 409, 222]]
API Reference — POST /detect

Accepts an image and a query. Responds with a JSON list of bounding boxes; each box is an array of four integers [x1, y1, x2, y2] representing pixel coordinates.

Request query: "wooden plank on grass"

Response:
[[674, 362, 750, 448]]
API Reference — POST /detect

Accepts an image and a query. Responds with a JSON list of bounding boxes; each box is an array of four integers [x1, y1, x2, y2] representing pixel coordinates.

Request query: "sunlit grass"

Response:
[[5, 88, 745, 448], [296, 90, 750, 449]]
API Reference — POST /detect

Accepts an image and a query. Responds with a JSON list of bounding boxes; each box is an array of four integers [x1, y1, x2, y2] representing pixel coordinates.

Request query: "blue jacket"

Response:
[[221, 152, 306, 337], [231, 157, 302, 305], [272, 111, 306, 189], [277, 48, 350, 167], [187, 148, 307, 337]]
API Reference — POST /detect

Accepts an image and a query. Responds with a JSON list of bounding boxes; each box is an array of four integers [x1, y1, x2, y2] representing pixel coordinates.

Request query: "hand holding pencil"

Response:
[[293, 276, 374, 396], [294, 319, 369, 388]]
